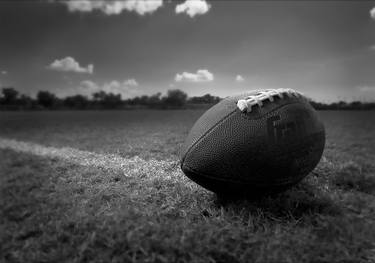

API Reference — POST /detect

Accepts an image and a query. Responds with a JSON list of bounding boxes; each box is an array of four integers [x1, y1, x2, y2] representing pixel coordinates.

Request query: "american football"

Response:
[[180, 88, 325, 195]]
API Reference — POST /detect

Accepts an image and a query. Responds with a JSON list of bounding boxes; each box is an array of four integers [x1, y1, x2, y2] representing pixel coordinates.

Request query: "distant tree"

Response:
[[104, 93, 122, 108], [309, 100, 375, 111], [139, 95, 150, 105], [148, 92, 162, 107], [37, 91, 58, 109], [125, 93, 162, 108], [309, 100, 327, 110], [337, 101, 347, 110], [363, 102, 375, 110], [162, 89, 187, 108], [188, 93, 221, 104], [18, 94, 34, 108], [349, 101, 362, 110], [93, 91, 122, 109], [127, 96, 140, 106], [64, 95, 89, 109], [1, 87, 19, 104], [93, 91, 107, 102]]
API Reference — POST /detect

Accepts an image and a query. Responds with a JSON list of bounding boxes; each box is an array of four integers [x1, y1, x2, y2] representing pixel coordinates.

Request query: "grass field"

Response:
[[1, 110, 375, 263]]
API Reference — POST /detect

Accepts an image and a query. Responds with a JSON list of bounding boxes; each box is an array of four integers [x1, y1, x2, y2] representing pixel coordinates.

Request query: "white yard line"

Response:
[[0, 137, 179, 176]]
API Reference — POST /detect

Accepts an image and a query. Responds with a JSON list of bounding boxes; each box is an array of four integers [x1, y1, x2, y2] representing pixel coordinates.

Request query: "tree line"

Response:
[[309, 100, 375, 111], [0, 87, 221, 110], [0, 86, 374, 110]]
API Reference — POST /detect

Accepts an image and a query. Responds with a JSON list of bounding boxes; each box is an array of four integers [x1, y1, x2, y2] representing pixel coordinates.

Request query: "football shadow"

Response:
[[213, 178, 341, 222]]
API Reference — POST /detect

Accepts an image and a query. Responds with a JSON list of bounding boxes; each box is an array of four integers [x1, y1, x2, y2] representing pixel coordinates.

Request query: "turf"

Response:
[[0, 110, 203, 160], [0, 110, 375, 262]]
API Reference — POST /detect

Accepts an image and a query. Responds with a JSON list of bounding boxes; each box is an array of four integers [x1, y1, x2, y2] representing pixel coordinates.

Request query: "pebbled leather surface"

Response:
[[180, 92, 325, 195]]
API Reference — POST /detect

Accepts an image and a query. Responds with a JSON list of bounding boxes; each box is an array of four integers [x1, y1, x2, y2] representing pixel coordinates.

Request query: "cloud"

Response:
[[235, 75, 244, 82], [64, 0, 96, 13], [370, 7, 375, 19], [79, 80, 99, 90], [48, 57, 93, 74], [175, 0, 211, 17], [175, 69, 213, 83], [358, 85, 375, 92], [123, 78, 138, 87], [63, 0, 163, 16], [1, 71, 7, 75], [79, 79, 139, 98]]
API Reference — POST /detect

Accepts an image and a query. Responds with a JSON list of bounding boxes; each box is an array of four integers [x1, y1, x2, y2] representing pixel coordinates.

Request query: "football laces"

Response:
[[237, 88, 302, 113]]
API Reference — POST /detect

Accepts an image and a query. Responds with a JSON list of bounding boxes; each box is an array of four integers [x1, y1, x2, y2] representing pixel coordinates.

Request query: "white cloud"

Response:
[[48, 57, 93, 74], [79, 79, 139, 98], [358, 85, 375, 92], [235, 75, 244, 82], [370, 7, 375, 19], [1, 71, 7, 75], [80, 80, 99, 90], [175, 0, 211, 17], [64, 0, 95, 12], [123, 78, 138, 87], [63, 0, 163, 16], [175, 69, 213, 83]]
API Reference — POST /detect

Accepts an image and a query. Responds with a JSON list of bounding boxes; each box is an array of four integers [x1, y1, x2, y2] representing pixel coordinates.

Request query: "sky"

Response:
[[1, 0, 375, 102]]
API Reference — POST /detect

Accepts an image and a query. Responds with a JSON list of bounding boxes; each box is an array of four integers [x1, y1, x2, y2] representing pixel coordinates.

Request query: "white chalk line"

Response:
[[0, 137, 180, 177]]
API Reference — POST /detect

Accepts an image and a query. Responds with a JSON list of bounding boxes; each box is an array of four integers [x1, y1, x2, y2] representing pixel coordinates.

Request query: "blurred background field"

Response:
[[1, 110, 375, 262]]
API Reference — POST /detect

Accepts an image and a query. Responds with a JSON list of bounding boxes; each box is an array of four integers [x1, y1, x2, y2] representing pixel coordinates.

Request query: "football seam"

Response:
[[182, 164, 304, 187], [181, 108, 238, 166]]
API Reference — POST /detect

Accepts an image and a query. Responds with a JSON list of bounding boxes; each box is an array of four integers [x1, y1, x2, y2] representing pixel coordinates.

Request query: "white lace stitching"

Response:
[[237, 88, 302, 113]]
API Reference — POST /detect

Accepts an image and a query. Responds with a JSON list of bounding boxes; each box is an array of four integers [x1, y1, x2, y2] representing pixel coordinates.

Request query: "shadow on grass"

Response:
[[211, 178, 342, 224], [330, 161, 375, 195]]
